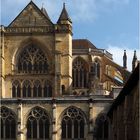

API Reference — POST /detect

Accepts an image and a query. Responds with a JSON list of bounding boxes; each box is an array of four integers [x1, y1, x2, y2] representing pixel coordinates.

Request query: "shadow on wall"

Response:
[[93, 113, 109, 140]]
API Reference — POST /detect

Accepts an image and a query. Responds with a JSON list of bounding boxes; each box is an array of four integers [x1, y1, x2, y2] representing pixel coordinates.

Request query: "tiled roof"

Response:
[[72, 39, 97, 49]]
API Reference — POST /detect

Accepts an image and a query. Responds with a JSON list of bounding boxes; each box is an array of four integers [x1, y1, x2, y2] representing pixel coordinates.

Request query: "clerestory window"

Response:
[[17, 45, 48, 74], [62, 107, 85, 139], [72, 57, 89, 88], [90, 61, 100, 79], [0, 106, 16, 140]]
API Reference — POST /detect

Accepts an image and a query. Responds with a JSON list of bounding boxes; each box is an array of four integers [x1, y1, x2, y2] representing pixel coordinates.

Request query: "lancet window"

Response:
[[90, 61, 100, 78], [44, 80, 52, 97], [106, 65, 111, 76], [0, 106, 16, 139], [17, 45, 48, 74], [95, 115, 109, 140], [12, 80, 52, 98], [72, 57, 89, 88], [23, 80, 32, 97], [12, 80, 21, 98], [62, 107, 85, 139], [27, 107, 50, 139], [33, 80, 42, 97]]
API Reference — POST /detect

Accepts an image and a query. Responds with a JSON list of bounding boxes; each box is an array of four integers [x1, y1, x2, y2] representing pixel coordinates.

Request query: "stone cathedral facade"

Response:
[[0, 1, 130, 140]]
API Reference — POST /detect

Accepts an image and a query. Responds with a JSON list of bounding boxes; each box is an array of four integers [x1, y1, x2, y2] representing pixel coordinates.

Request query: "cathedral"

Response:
[[0, 1, 136, 140]]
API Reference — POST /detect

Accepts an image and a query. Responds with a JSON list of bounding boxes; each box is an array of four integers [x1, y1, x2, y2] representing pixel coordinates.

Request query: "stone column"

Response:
[[17, 102, 22, 140], [17, 101, 27, 140], [0, 25, 5, 98], [52, 99, 57, 140], [88, 99, 94, 140]]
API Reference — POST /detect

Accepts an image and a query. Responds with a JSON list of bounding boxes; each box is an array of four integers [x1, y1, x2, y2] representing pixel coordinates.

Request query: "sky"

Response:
[[0, 0, 139, 71]]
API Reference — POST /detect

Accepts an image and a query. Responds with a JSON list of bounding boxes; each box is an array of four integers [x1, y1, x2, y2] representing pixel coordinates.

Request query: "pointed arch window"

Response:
[[106, 65, 111, 76], [91, 61, 100, 78], [12, 80, 21, 98], [0, 106, 16, 139], [72, 57, 89, 88], [44, 80, 52, 97], [33, 80, 42, 97], [62, 107, 85, 139], [95, 115, 109, 139], [27, 107, 50, 139], [17, 45, 49, 74], [23, 80, 31, 97]]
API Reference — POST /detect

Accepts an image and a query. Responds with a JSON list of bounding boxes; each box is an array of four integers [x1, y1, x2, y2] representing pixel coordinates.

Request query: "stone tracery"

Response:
[[17, 45, 49, 74]]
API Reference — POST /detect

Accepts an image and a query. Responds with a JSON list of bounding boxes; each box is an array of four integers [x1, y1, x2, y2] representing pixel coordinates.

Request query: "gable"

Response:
[[9, 1, 53, 27]]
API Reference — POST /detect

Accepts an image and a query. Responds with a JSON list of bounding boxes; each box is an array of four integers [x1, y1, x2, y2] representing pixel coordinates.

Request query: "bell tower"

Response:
[[55, 3, 72, 95]]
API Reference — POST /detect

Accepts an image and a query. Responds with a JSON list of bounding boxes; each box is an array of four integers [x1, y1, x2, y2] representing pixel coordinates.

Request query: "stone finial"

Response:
[[57, 2, 72, 24], [123, 50, 127, 69], [132, 50, 137, 71]]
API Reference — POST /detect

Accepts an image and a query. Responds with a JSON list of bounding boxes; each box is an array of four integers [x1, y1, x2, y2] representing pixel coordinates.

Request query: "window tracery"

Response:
[[91, 61, 100, 79], [27, 107, 50, 139], [33, 80, 42, 97], [44, 80, 52, 97], [12, 80, 21, 98], [12, 80, 52, 98], [23, 80, 31, 97], [72, 57, 88, 88], [62, 107, 85, 139], [0, 106, 16, 139], [17, 45, 49, 74]]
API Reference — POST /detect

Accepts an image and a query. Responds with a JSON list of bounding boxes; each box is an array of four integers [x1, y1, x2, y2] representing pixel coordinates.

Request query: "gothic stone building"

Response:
[[0, 1, 130, 140]]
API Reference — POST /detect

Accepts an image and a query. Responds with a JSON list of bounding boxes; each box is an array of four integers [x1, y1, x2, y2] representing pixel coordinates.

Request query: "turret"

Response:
[[57, 3, 72, 25], [41, 4, 51, 20], [123, 50, 127, 69], [55, 3, 72, 95], [132, 50, 137, 71]]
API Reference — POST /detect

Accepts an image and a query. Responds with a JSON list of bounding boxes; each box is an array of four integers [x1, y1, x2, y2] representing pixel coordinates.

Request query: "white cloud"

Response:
[[107, 44, 140, 71]]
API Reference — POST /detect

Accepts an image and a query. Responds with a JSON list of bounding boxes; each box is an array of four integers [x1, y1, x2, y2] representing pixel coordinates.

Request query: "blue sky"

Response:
[[0, 0, 139, 71]]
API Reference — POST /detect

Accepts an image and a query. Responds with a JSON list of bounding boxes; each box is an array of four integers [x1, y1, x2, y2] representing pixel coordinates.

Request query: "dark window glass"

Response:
[[73, 57, 89, 88], [27, 107, 50, 139], [62, 120, 66, 138], [61, 107, 85, 139], [74, 120, 78, 138], [17, 45, 48, 74], [0, 107, 16, 139], [12, 80, 21, 98], [12, 86, 16, 97]]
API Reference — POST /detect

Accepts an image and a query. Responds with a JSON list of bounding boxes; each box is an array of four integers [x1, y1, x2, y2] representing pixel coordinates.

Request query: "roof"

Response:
[[107, 63, 139, 116], [72, 39, 97, 49], [41, 7, 51, 20], [57, 3, 72, 23], [8, 1, 53, 27]]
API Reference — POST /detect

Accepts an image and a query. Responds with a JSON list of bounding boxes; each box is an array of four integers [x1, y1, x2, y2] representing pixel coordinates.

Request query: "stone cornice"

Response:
[[1, 96, 113, 104]]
